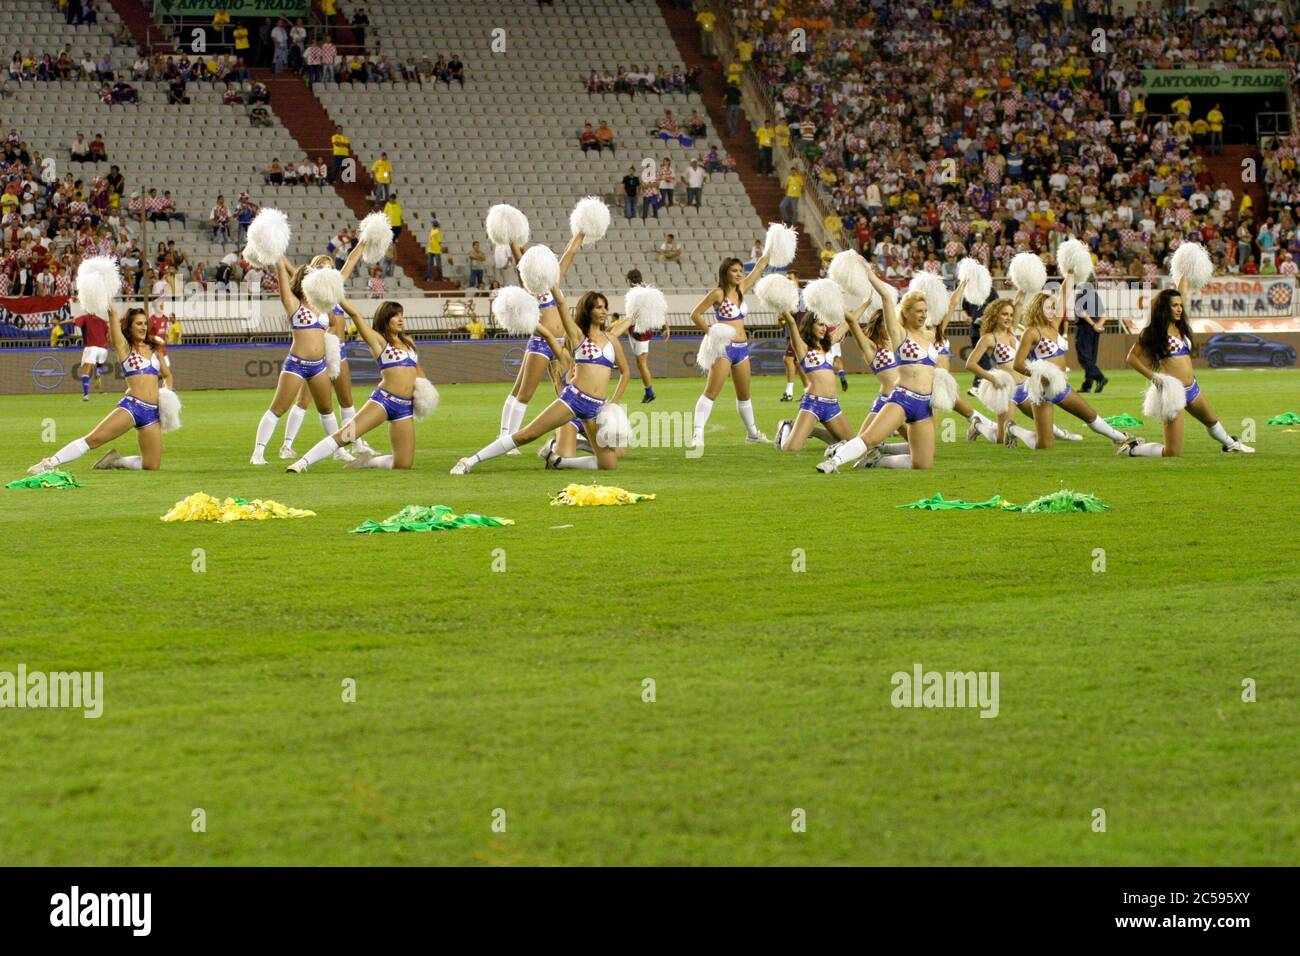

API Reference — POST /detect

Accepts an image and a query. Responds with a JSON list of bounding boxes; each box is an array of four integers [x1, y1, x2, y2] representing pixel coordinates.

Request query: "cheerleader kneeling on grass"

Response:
[[770, 278, 858, 451], [452, 288, 632, 474], [287, 301, 438, 471], [1117, 249, 1253, 457], [30, 306, 181, 474], [1010, 272, 1132, 450]]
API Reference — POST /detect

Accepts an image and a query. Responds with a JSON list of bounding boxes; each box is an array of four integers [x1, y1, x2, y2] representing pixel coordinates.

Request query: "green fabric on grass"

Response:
[[1266, 412, 1300, 426], [351, 504, 514, 534], [898, 492, 1013, 511], [900, 490, 1111, 513], [7, 469, 83, 489], [1104, 413, 1145, 428]]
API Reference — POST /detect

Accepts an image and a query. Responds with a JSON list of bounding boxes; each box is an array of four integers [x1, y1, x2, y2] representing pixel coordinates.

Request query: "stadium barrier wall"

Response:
[[5, 333, 1296, 395]]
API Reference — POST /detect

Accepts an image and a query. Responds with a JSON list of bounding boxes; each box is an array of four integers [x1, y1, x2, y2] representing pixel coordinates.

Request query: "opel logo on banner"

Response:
[[32, 355, 66, 390]]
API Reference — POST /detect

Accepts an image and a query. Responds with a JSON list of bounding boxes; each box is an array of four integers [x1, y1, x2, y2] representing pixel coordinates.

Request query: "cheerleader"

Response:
[[28, 306, 172, 473], [688, 252, 774, 449], [1117, 279, 1254, 457], [837, 265, 901, 442], [494, 234, 584, 450], [817, 265, 949, 472], [452, 288, 631, 474], [249, 254, 351, 465], [932, 310, 998, 442], [780, 270, 808, 401], [772, 310, 856, 451], [288, 301, 432, 471], [1011, 277, 1132, 449], [622, 271, 669, 403], [279, 244, 373, 458]]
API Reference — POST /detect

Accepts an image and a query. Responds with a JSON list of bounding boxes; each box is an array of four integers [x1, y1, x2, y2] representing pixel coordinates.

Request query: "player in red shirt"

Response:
[[147, 306, 176, 388], [73, 312, 110, 400]]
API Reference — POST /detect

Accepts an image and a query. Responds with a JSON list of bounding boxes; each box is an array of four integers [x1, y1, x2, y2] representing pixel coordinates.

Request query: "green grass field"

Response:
[[1, 368, 1297, 866]]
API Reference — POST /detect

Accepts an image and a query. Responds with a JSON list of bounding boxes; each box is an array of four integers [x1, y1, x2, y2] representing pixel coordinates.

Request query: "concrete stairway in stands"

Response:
[[1200, 144, 1268, 221], [654, 0, 822, 279]]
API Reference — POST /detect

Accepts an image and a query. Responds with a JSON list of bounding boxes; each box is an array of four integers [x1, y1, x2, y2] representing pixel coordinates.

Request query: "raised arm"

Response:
[[276, 255, 298, 316], [688, 288, 721, 332], [340, 298, 384, 355], [339, 241, 366, 281], [866, 264, 903, 348], [779, 311, 806, 361], [946, 278, 968, 325], [738, 253, 770, 293], [843, 308, 873, 358], [107, 305, 128, 362], [553, 287, 582, 350], [557, 232, 583, 280]]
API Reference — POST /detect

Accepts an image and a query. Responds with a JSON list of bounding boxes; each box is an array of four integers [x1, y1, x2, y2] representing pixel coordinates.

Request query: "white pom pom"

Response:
[[763, 223, 799, 268], [930, 367, 959, 411], [1009, 252, 1047, 295], [828, 250, 870, 298], [803, 277, 844, 322], [1056, 237, 1094, 284], [696, 323, 736, 371], [302, 267, 345, 314], [754, 274, 798, 315], [412, 377, 440, 420], [324, 331, 342, 379], [1025, 359, 1068, 404], [486, 204, 529, 247], [158, 386, 182, 433], [518, 245, 560, 296], [1171, 240, 1214, 292], [492, 286, 541, 335], [909, 271, 949, 327], [595, 402, 630, 448], [957, 257, 992, 305], [569, 196, 611, 245], [976, 369, 1016, 414], [244, 208, 291, 267], [358, 212, 393, 265], [76, 256, 120, 317], [1143, 372, 1188, 421], [625, 285, 668, 332]]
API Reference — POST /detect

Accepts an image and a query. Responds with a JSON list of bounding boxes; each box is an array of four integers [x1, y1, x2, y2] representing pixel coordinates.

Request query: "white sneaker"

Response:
[[965, 418, 983, 442], [286, 459, 307, 473], [823, 439, 843, 460], [1002, 428, 1019, 450], [853, 446, 885, 469], [1116, 436, 1143, 457], [27, 456, 57, 475], [775, 420, 792, 450], [93, 449, 120, 469], [450, 457, 474, 475], [687, 433, 704, 453], [81, 394, 89, 402], [353, 438, 377, 455], [332, 445, 356, 463], [345, 451, 375, 469], [966, 387, 980, 398], [537, 437, 556, 460], [1223, 437, 1255, 454], [1058, 429, 1084, 441], [745, 431, 772, 445], [250, 450, 268, 465], [278, 443, 297, 460], [815, 458, 838, 474]]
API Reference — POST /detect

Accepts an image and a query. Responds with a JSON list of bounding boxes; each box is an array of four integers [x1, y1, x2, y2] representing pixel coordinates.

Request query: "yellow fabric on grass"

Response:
[[550, 484, 656, 507], [161, 492, 315, 522]]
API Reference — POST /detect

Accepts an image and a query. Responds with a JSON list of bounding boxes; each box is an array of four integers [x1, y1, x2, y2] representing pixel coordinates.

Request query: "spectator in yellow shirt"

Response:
[[774, 123, 791, 148], [779, 171, 803, 224], [819, 241, 834, 275], [372, 152, 393, 202], [736, 39, 753, 64], [726, 61, 742, 87], [464, 317, 486, 339], [330, 126, 350, 179], [1207, 103, 1224, 155], [824, 214, 842, 239], [233, 24, 249, 52], [384, 194, 403, 239], [697, 11, 717, 57], [425, 217, 442, 281], [1171, 95, 1192, 117], [1239, 192, 1252, 217], [212, 9, 231, 39], [755, 121, 774, 174], [167, 319, 183, 345]]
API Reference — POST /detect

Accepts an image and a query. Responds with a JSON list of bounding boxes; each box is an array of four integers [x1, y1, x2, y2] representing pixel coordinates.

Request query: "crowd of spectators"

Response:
[[723, 0, 1300, 279], [585, 64, 703, 96]]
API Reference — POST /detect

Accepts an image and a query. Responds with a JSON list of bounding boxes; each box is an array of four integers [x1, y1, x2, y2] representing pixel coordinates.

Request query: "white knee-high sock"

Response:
[[736, 399, 758, 436], [1087, 416, 1125, 441], [112, 455, 143, 470], [1051, 424, 1073, 439], [319, 412, 340, 438], [830, 436, 866, 466], [1008, 423, 1038, 448], [500, 396, 524, 436], [283, 405, 306, 445], [51, 437, 91, 465], [1207, 421, 1232, 445], [509, 399, 528, 433], [879, 454, 913, 469], [556, 456, 599, 469], [783, 381, 794, 397], [471, 434, 517, 464], [1129, 442, 1165, 458], [254, 410, 280, 451], [973, 414, 999, 442], [881, 441, 909, 455], [300, 435, 340, 467], [359, 453, 393, 468], [693, 395, 714, 439]]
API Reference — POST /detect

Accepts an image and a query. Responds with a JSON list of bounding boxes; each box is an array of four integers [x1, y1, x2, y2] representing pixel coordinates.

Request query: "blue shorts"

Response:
[[1012, 381, 1030, 406], [799, 393, 843, 423], [368, 386, 413, 422], [524, 334, 554, 361], [117, 395, 159, 429], [559, 382, 604, 421], [1184, 378, 1200, 405], [883, 385, 933, 423], [283, 353, 328, 380], [870, 393, 887, 414], [568, 418, 584, 433], [724, 340, 750, 365], [1038, 383, 1073, 406]]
